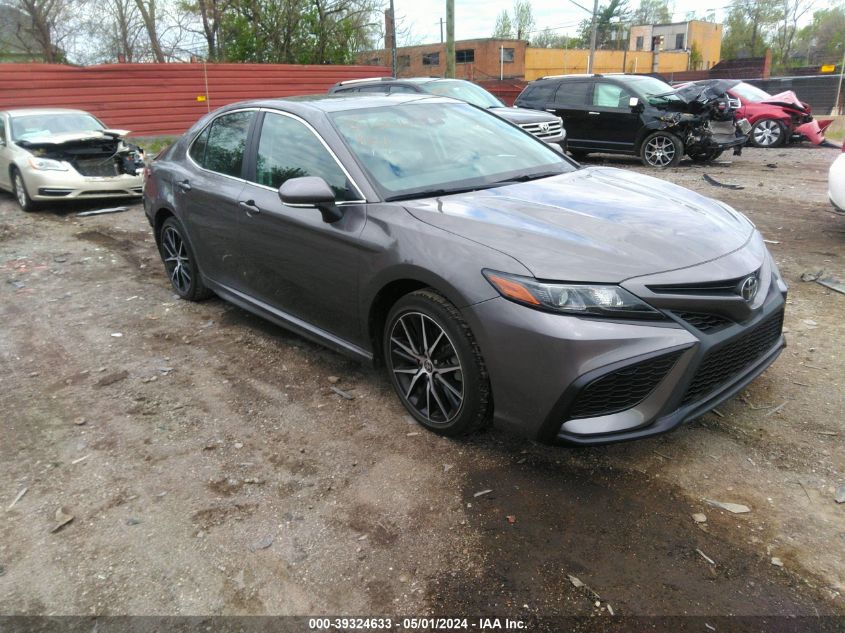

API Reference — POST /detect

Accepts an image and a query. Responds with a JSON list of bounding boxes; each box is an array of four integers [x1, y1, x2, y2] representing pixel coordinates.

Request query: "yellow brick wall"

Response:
[[687, 22, 722, 69], [525, 48, 689, 80]]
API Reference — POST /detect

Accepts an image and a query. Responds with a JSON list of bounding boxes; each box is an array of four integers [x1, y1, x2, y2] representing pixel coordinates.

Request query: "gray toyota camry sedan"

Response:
[[143, 94, 787, 445]]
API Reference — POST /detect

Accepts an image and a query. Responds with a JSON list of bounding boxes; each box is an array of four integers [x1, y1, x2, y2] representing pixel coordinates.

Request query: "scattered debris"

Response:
[[814, 430, 839, 436], [126, 518, 142, 526], [711, 408, 725, 418], [706, 499, 751, 514], [8, 280, 25, 289], [703, 173, 744, 189], [71, 455, 90, 465], [250, 534, 274, 551], [653, 450, 673, 460], [443, 464, 453, 472], [234, 442, 243, 449], [327, 376, 340, 384], [817, 276, 845, 296], [77, 206, 130, 217], [568, 575, 585, 588], [473, 489, 492, 498], [51, 507, 74, 533], [567, 574, 602, 602], [96, 370, 128, 387], [506, 515, 517, 524], [764, 401, 788, 417], [692, 513, 707, 524], [771, 557, 784, 567], [73, 417, 87, 426], [802, 319, 818, 327], [330, 386, 355, 400], [606, 603, 614, 616], [765, 163, 778, 169], [199, 320, 214, 329], [835, 485, 845, 504], [800, 269, 825, 282], [705, 623, 716, 631], [7, 487, 28, 510], [243, 478, 264, 484], [763, 239, 780, 244], [406, 432, 420, 436], [110, 332, 123, 338], [696, 548, 716, 565]]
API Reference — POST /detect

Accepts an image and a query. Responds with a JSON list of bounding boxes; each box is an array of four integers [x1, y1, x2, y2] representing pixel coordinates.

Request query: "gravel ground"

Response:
[[0, 145, 843, 623]]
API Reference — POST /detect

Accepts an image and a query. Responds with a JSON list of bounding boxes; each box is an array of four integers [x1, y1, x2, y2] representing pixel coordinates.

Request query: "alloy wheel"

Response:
[[753, 120, 782, 147], [161, 225, 192, 294], [644, 135, 677, 167], [388, 311, 464, 425]]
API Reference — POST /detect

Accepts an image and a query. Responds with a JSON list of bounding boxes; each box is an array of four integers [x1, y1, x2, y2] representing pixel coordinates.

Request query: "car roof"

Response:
[[336, 76, 460, 87], [3, 108, 95, 117], [221, 93, 460, 115], [535, 73, 655, 82]]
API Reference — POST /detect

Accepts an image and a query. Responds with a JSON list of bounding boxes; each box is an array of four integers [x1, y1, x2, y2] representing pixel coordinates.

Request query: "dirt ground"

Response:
[[1, 145, 843, 623]]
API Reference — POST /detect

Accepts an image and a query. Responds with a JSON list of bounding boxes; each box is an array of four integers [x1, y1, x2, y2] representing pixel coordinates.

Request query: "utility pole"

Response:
[[385, 0, 397, 77], [446, 0, 455, 78], [835, 44, 845, 115], [440, 18, 444, 43], [587, 0, 599, 73]]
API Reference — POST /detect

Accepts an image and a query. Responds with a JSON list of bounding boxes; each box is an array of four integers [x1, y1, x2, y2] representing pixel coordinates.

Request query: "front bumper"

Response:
[[462, 242, 787, 445], [22, 168, 143, 201]]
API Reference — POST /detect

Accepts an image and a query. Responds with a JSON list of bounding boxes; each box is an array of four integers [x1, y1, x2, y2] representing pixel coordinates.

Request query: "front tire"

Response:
[[750, 119, 785, 148], [640, 132, 683, 168], [11, 168, 39, 212], [157, 216, 213, 301], [383, 289, 491, 437]]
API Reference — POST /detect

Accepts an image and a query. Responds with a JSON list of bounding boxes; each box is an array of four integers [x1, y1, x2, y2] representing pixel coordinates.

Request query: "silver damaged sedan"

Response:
[[0, 108, 144, 211]]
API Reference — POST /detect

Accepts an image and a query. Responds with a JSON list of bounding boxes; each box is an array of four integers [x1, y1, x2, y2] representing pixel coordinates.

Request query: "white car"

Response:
[[830, 146, 845, 214], [0, 108, 144, 212]]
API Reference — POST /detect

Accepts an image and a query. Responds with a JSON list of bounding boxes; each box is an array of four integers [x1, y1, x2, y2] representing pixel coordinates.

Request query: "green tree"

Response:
[[530, 27, 576, 48], [512, 0, 534, 39], [793, 5, 845, 65], [492, 9, 513, 38], [721, 0, 781, 59], [631, 0, 670, 25], [576, 0, 629, 48]]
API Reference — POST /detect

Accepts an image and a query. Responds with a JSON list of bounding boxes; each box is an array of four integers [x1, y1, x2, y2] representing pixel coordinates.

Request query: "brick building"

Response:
[[357, 38, 528, 80], [628, 20, 723, 70]]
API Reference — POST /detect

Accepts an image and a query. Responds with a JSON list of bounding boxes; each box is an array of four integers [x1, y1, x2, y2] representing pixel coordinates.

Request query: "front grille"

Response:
[[74, 158, 119, 177], [682, 309, 784, 405], [569, 350, 684, 419], [648, 269, 760, 297], [519, 119, 563, 140], [674, 311, 733, 333]]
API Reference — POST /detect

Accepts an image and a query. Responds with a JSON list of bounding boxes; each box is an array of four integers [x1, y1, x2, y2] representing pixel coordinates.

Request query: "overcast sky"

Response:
[[392, 0, 730, 46]]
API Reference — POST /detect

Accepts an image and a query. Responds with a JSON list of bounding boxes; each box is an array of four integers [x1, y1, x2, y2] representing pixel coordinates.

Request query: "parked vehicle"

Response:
[[328, 77, 566, 149], [676, 80, 831, 148], [830, 145, 845, 214], [144, 94, 786, 445], [0, 108, 145, 212], [515, 74, 750, 167]]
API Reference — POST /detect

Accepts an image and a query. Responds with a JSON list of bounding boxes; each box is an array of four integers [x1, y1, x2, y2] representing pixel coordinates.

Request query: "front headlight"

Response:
[[483, 270, 663, 319], [28, 156, 69, 172]]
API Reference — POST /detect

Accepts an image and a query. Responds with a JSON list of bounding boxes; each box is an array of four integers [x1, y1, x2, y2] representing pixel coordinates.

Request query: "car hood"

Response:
[[759, 90, 810, 113], [491, 107, 559, 124], [16, 128, 131, 149], [402, 166, 754, 282]]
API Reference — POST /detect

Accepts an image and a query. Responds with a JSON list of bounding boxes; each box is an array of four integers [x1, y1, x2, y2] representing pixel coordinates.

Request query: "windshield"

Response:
[[731, 82, 771, 103], [425, 80, 505, 108], [331, 102, 572, 201], [11, 113, 104, 142]]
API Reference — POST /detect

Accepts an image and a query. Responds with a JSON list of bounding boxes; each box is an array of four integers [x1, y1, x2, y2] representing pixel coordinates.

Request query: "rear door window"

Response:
[[592, 82, 631, 108], [198, 110, 255, 178], [552, 81, 590, 107]]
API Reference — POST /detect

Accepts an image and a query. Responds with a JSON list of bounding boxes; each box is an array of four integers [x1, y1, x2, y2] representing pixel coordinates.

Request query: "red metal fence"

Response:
[[0, 63, 391, 136]]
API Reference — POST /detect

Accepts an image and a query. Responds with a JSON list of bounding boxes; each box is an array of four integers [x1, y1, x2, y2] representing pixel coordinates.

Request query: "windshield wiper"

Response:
[[384, 185, 487, 202], [492, 171, 563, 185]]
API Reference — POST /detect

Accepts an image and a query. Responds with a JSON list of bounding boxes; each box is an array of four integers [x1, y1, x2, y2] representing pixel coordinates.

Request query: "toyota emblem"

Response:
[[739, 275, 759, 302], [539, 122, 550, 132]]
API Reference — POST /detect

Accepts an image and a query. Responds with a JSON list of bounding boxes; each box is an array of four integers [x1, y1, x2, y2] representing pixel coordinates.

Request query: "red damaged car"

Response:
[[679, 80, 831, 148]]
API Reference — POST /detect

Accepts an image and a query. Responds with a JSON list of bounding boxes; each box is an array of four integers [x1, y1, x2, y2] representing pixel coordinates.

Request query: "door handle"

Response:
[[176, 179, 191, 192], [588, 111, 600, 115], [239, 200, 261, 215]]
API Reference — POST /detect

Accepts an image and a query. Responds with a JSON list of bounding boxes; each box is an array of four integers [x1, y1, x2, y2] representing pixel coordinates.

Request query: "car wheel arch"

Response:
[[365, 272, 474, 367], [153, 208, 175, 245]]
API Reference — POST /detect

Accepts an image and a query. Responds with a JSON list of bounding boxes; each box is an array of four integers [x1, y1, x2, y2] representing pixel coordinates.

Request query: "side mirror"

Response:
[[278, 176, 342, 223], [629, 96, 642, 111]]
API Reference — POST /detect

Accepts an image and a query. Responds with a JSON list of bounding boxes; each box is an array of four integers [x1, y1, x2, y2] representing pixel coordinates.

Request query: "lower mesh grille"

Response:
[[75, 158, 119, 177], [675, 311, 733, 333], [569, 350, 684, 419], [682, 309, 784, 405]]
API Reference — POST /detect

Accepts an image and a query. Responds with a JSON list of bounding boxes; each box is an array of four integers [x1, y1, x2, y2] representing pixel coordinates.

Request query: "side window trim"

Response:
[[249, 107, 366, 204], [185, 107, 259, 182]]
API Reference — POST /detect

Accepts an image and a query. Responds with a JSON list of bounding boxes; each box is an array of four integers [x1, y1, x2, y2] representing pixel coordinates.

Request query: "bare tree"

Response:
[[7, 0, 77, 62], [134, 0, 166, 61], [772, 0, 813, 64]]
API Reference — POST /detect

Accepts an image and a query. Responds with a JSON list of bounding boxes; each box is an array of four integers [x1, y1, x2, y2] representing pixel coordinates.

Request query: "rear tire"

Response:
[[383, 289, 491, 437], [640, 132, 683, 168], [157, 216, 213, 301], [11, 168, 39, 212], [750, 119, 785, 148]]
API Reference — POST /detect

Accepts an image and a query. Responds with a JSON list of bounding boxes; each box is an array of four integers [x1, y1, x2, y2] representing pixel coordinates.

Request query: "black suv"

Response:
[[515, 73, 749, 167], [328, 77, 566, 149]]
